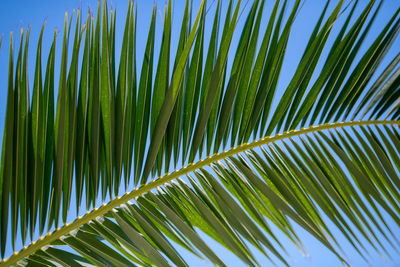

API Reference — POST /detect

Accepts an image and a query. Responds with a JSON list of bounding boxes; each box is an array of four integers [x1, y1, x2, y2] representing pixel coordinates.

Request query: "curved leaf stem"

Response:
[[2, 119, 399, 266]]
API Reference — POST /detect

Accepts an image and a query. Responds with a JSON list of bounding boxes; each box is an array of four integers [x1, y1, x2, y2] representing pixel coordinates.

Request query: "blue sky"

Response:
[[0, 0, 400, 266]]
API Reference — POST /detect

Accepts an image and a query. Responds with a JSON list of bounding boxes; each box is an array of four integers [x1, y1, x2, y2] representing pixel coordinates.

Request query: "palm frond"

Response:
[[1, 0, 400, 266]]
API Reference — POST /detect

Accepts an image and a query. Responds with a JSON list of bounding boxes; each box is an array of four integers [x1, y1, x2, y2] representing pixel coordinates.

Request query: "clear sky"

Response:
[[0, 0, 400, 266]]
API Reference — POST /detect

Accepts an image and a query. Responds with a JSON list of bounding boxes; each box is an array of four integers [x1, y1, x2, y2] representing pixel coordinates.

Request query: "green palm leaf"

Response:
[[1, 0, 400, 266]]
